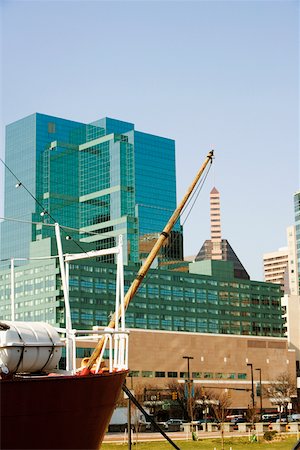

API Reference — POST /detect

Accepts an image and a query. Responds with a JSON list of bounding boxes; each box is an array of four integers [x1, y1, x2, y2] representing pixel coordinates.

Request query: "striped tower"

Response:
[[210, 187, 222, 259]]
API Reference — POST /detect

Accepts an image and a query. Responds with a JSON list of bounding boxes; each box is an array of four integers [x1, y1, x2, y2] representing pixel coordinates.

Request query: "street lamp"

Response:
[[255, 368, 262, 421], [247, 363, 256, 429], [247, 363, 255, 410], [183, 356, 194, 424], [183, 355, 193, 379]]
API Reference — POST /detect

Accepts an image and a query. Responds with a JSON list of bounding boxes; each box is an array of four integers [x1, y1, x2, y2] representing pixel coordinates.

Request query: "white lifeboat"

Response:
[[0, 321, 63, 374]]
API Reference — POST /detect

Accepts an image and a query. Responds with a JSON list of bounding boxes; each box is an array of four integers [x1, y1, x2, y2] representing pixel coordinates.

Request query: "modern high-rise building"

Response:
[[0, 113, 182, 267]]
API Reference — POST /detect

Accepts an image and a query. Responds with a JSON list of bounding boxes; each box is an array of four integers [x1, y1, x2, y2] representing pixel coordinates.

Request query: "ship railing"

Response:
[[54, 227, 127, 373], [56, 326, 129, 375]]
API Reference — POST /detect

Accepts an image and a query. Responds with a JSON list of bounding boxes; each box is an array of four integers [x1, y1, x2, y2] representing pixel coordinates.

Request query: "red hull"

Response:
[[1, 370, 127, 450]]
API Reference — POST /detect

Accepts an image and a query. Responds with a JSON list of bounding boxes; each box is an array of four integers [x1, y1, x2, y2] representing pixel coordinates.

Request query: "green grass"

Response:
[[101, 435, 298, 450]]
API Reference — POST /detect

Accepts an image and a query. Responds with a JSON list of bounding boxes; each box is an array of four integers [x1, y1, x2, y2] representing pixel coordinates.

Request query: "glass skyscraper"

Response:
[[1, 113, 182, 266]]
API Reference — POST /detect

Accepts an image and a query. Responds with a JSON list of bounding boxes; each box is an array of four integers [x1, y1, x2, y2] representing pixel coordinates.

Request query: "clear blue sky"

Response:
[[0, 0, 299, 280]]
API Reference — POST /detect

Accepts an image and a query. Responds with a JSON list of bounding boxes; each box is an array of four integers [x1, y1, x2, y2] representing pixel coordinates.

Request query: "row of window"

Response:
[[0, 308, 55, 322], [0, 265, 54, 281], [66, 278, 280, 306], [128, 371, 248, 379], [67, 265, 280, 293]]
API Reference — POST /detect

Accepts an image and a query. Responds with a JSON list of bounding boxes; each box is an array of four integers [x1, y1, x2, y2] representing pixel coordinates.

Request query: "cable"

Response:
[[158, 160, 212, 264], [0, 157, 48, 218], [0, 216, 114, 238], [181, 159, 212, 226], [0, 158, 111, 256]]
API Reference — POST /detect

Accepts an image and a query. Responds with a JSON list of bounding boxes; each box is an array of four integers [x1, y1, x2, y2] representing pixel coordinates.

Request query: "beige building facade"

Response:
[[126, 329, 296, 410], [282, 294, 300, 369], [286, 225, 299, 296], [263, 247, 288, 289]]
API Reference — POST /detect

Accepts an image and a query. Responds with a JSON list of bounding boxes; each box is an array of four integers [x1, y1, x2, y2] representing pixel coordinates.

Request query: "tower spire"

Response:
[[210, 187, 222, 259]]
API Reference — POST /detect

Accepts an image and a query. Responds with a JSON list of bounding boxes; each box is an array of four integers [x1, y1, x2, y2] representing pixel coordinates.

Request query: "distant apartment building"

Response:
[[286, 225, 299, 296], [263, 247, 288, 291], [295, 191, 300, 291]]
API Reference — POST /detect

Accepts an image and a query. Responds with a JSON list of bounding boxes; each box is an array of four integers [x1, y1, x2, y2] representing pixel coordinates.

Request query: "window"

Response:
[[167, 371, 177, 378], [204, 372, 213, 379], [192, 372, 201, 378], [155, 371, 165, 378], [142, 371, 153, 378], [129, 371, 140, 377], [238, 373, 247, 379], [48, 122, 56, 133], [215, 373, 225, 379]]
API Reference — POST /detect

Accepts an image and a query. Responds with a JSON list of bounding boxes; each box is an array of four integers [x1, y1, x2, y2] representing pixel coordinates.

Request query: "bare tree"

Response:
[[264, 372, 297, 422], [211, 391, 232, 450], [266, 372, 297, 398], [167, 380, 206, 421], [245, 407, 257, 426]]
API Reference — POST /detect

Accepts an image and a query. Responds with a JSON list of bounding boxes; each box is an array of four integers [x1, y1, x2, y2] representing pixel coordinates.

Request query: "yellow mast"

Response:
[[84, 149, 214, 371]]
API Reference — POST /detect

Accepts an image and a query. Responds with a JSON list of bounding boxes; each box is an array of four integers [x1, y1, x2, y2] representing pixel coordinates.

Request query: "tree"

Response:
[[264, 372, 297, 422], [210, 391, 232, 450], [167, 380, 206, 421]]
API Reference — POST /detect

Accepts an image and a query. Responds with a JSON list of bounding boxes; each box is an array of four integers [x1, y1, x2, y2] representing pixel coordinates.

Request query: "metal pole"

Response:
[[128, 397, 132, 450], [183, 356, 194, 424], [122, 384, 180, 450], [10, 258, 15, 321], [255, 368, 262, 421], [55, 223, 73, 372], [247, 363, 255, 427]]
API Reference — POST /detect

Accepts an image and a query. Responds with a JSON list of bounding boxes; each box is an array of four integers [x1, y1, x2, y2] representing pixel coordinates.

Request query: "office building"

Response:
[[0, 113, 182, 267]]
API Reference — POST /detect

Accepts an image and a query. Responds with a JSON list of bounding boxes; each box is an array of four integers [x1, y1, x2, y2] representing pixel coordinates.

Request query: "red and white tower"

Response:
[[210, 187, 222, 260]]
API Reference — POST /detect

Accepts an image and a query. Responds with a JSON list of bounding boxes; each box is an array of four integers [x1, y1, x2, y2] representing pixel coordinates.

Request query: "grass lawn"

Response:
[[101, 434, 298, 450]]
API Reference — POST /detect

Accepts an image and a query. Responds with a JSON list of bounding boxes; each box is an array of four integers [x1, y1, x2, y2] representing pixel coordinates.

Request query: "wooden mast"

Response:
[[83, 149, 214, 372]]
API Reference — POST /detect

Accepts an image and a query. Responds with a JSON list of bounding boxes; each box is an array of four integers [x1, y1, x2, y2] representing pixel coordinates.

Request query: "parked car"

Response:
[[164, 419, 184, 431], [262, 414, 278, 423], [290, 414, 300, 422], [232, 417, 247, 430], [276, 416, 287, 423], [192, 418, 216, 426]]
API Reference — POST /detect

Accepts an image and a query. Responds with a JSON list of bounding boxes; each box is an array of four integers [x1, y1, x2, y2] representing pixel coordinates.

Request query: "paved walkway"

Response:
[[104, 430, 252, 443]]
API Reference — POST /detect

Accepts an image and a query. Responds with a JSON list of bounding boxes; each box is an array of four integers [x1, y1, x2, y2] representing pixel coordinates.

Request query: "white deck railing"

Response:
[[55, 227, 128, 374]]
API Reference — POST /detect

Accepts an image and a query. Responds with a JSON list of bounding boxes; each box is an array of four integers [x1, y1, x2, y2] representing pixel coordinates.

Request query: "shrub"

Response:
[[263, 430, 278, 441]]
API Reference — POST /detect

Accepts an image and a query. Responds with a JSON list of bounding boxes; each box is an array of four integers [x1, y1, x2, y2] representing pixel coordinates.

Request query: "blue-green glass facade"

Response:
[[1, 113, 182, 266], [1, 113, 84, 262], [0, 246, 284, 338]]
